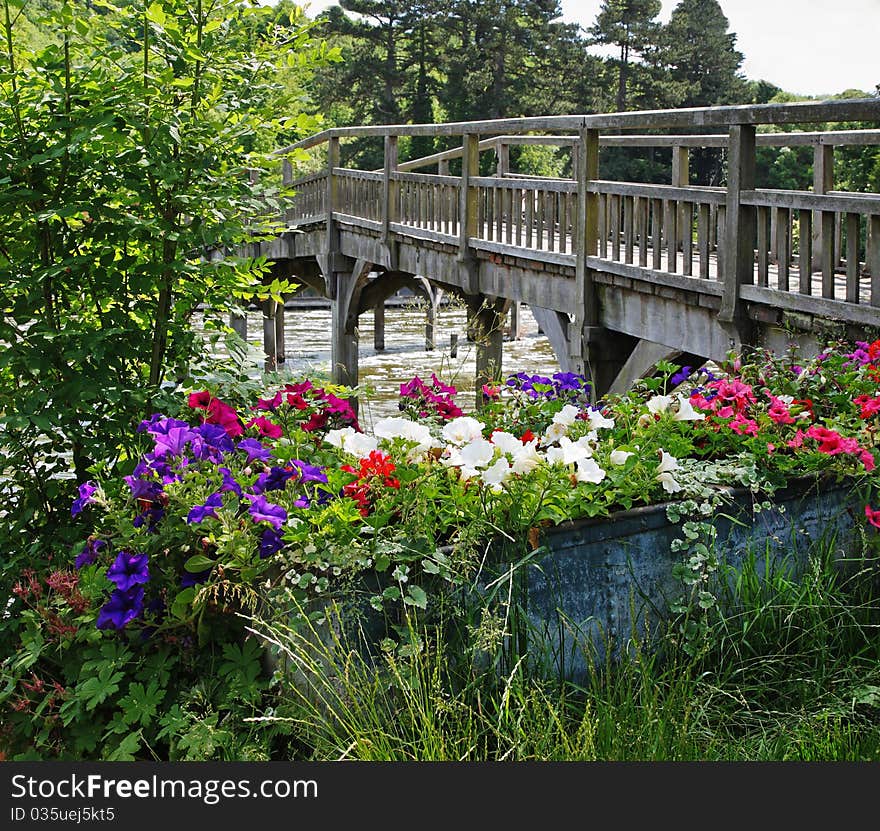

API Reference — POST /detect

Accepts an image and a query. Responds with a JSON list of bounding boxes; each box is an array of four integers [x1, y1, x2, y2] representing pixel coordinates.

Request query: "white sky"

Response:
[[296, 0, 879, 98]]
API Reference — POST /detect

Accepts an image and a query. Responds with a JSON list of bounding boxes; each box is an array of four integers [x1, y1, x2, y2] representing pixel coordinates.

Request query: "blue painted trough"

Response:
[[485, 477, 863, 682]]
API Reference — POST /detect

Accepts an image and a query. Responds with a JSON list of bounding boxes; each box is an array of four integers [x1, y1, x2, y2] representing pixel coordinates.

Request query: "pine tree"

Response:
[[588, 0, 661, 111], [660, 0, 746, 108]]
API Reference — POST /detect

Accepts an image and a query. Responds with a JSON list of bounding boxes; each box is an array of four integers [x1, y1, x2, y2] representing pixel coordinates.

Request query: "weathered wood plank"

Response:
[[698, 203, 710, 278], [775, 207, 790, 292], [719, 124, 756, 324], [799, 210, 813, 294], [871, 215, 880, 307], [846, 213, 860, 304]]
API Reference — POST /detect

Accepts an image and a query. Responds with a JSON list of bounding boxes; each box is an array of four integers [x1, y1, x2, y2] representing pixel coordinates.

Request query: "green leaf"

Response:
[[145, 3, 166, 27], [404, 586, 428, 609], [118, 680, 165, 727], [105, 731, 142, 761], [184, 554, 216, 573], [77, 664, 125, 711]]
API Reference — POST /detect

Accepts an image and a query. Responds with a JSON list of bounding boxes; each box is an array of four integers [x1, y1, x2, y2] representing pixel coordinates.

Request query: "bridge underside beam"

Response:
[[605, 340, 706, 398]]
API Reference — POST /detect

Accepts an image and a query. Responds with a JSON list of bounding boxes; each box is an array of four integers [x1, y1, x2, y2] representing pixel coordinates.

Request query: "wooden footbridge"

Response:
[[244, 98, 880, 406]]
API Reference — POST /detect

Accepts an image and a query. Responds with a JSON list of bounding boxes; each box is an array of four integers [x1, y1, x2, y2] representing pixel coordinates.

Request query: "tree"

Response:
[[660, 0, 746, 108], [0, 0, 326, 554], [588, 0, 661, 112]]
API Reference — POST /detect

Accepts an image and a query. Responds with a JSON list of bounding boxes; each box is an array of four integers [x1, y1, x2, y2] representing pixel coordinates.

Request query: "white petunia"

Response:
[[344, 431, 379, 458], [557, 435, 593, 465], [609, 449, 634, 466], [646, 394, 673, 415], [575, 458, 607, 484], [442, 416, 485, 445], [543, 422, 569, 444], [490, 431, 523, 456], [325, 427, 355, 449], [587, 408, 615, 430], [511, 441, 544, 475], [458, 437, 495, 469], [673, 395, 705, 421], [481, 457, 511, 491], [458, 466, 480, 482], [374, 417, 438, 452], [552, 404, 581, 426], [656, 450, 682, 493]]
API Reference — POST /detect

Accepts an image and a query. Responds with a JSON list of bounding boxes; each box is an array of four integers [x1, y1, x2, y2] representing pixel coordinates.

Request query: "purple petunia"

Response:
[[218, 467, 243, 498], [180, 568, 212, 588], [252, 466, 296, 494], [258, 528, 285, 559], [669, 366, 693, 387], [190, 422, 235, 462], [186, 492, 223, 524], [291, 460, 328, 484], [71, 481, 97, 517], [245, 494, 287, 530], [152, 425, 194, 459], [237, 438, 271, 464], [106, 550, 150, 592], [96, 586, 145, 630], [74, 537, 106, 570]]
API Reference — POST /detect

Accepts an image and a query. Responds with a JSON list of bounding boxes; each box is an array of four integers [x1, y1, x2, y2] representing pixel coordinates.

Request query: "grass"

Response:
[[249, 534, 880, 761]]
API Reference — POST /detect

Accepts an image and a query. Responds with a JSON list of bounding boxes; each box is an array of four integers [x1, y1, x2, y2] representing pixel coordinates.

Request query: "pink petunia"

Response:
[[246, 416, 283, 439], [865, 505, 880, 529]]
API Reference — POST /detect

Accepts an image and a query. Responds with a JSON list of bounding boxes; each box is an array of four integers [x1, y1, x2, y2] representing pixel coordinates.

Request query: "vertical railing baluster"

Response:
[[698, 203, 710, 278], [846, 213, 860, 303], [624, 195, 634, 264], [775, 207, 790, 292], [639, 196, 649, 268], [756, 205, 769, 287], [870, 215, 880, 307], [652, 198, 663, 270], [682, 201, 693, 277], [799, 209, 813, 294], [821, 210, 836, 298]]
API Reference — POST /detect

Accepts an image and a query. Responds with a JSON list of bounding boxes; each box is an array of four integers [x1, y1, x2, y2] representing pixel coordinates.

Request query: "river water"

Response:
[[198, 299, 561, 430]]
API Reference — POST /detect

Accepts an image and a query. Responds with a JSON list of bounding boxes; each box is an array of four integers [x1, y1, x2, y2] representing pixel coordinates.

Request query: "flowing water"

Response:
[[198, 298, 561, 430]]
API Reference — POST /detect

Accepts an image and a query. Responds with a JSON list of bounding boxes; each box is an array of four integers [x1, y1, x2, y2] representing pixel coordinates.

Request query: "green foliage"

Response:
[[0, 0, 331, 574]]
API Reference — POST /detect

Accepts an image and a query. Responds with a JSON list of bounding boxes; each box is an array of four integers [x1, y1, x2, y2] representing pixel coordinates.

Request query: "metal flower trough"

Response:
[[485, 478, 862, 682]]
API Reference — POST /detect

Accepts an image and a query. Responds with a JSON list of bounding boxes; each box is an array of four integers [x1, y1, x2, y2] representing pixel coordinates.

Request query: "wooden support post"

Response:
[[230, 306, 247, 342], [450, 332, 458, 358], [438, 158, 449, 176], [374, 302, 385, 351], [468, 295, 504, 409], [719, 124, 756, 340], [458, 133, 480, 293], [812, 143, 833, 272], [508, 301, 522, 340], [572, 127, 600, 382], [383, 135, 399, 246], [262, 299, 277, 372], [496, 141, 510, 177], [325, 136, 340, 256], [425, 297, 435, 350], [274, 301, 286, 365], [330, 270, 359, 392], [671, 145, 689, 254]]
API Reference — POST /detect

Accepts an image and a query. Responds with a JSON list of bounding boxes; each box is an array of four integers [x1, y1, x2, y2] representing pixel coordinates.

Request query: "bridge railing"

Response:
[[278, 99, 880, 329]]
